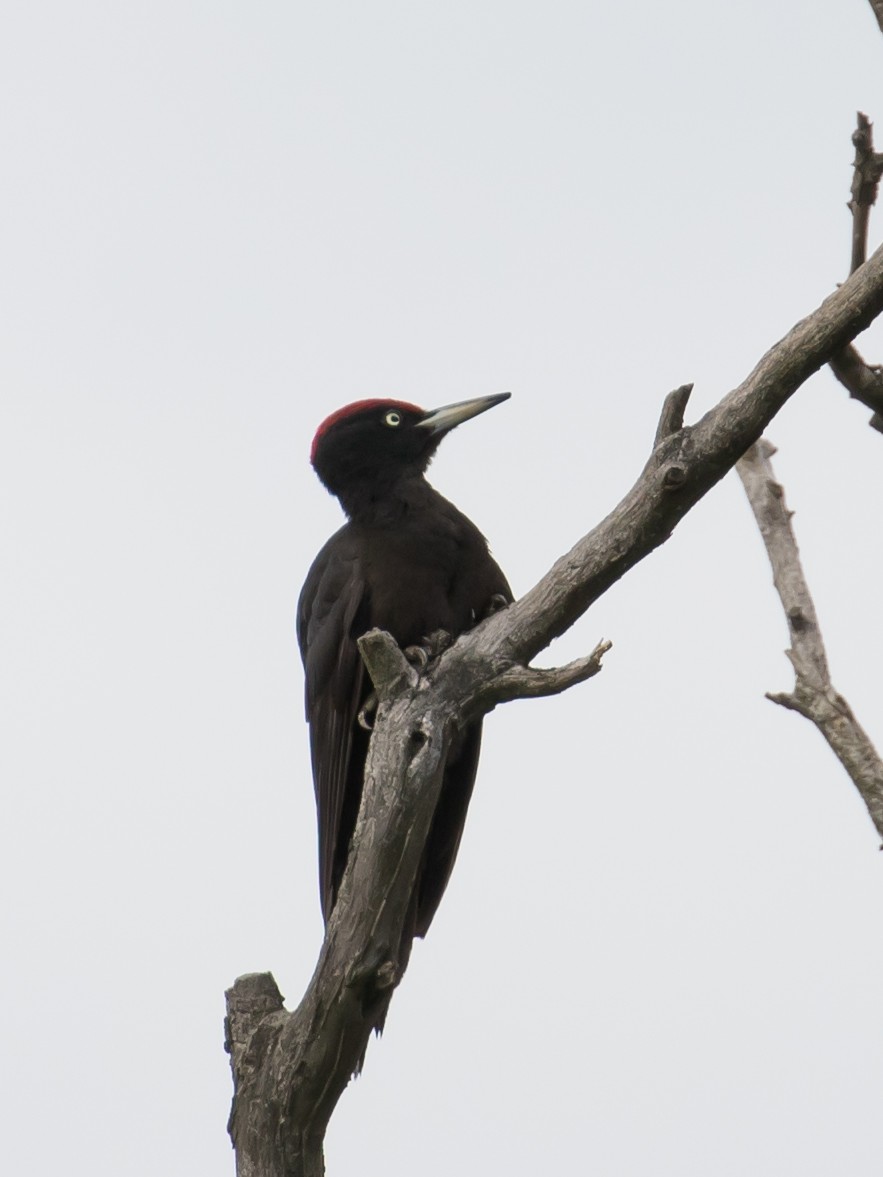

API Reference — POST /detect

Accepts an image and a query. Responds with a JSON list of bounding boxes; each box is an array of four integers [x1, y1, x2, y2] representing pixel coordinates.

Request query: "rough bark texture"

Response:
[[225, 233, 883, 1176], [737, 441, 883, 841]]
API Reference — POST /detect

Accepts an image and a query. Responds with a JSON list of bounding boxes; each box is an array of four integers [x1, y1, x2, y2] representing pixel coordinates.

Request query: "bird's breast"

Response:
[[356, 518, 480, 648]]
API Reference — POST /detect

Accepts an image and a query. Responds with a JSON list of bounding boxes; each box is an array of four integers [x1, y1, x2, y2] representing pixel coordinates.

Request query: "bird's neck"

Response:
[[337, 472, 437, 527]]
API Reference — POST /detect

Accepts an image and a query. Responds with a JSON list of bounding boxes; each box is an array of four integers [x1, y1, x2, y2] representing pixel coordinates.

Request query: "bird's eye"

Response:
[[383, 410, 402, 427]]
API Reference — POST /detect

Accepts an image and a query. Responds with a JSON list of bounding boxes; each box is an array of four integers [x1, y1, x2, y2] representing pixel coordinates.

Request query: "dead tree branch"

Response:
[[848, 112, 883, 273], [653, 382, 694, 447], [225, 233, 883, 1176], [829, 111, 883, 431], [736, 440, 883, 841]]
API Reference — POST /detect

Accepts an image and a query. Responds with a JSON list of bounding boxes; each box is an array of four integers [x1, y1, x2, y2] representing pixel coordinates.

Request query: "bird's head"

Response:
[[310, 393, 510, 499]]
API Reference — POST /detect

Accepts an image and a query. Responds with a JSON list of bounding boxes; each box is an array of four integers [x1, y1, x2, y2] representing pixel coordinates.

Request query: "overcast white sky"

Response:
[[2, 2, 883, 1174]]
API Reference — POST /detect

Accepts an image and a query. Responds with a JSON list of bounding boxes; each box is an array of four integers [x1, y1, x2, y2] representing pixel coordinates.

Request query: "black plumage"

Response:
[[297, 394, 511, 939]]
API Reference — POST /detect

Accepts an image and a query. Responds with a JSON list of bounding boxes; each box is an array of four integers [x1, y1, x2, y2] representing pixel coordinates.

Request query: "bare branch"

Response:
[[737, 441, 883, 842], [483, 639, 612, 705], [829, 112, 883, 430], [493, 239, 883, 668], [868, 0, 883, 40], [848, 112, 883, 273]]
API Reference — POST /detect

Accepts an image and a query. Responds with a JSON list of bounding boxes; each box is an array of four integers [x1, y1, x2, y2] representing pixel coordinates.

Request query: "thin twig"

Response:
[[848, 113, 883, 273], [830, 112, 883, 430], [484, 639, 612, 705]]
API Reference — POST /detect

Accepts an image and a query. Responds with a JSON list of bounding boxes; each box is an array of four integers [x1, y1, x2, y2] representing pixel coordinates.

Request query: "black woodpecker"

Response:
[[297, 393, 512, 941]]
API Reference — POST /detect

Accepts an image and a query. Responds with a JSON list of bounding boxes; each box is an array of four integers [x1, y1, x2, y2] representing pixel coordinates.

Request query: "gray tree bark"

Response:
[[737, 441, 883, 839]]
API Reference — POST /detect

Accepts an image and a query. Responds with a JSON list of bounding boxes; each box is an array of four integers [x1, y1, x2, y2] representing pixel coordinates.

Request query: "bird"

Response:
[[297, 393, 512, 945]]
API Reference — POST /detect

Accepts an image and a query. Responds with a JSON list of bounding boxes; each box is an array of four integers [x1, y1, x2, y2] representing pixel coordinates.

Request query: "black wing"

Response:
[[297, 525, 370, 923]]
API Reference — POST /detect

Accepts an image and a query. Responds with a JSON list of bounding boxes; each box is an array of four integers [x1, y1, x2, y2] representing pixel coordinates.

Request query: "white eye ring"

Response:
[[384, 410, 402, 427]]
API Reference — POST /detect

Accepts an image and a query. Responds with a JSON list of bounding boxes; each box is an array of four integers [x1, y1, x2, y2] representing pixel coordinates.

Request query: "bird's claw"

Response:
[[404, 629, 452, 671], [358, 692, 378, 731], [403, 644, 429, 670], [424, 629, 452, 657]]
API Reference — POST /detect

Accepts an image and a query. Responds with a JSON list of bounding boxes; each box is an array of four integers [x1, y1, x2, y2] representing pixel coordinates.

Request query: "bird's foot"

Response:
[[358, 691, 378, 731], [360, 632, 451, 729], [403, 629, 452, 670], [482, 593, 510, 619]]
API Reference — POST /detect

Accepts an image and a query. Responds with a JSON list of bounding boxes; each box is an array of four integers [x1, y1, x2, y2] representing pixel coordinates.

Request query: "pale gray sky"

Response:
[[2, 3, 882, 1175]]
